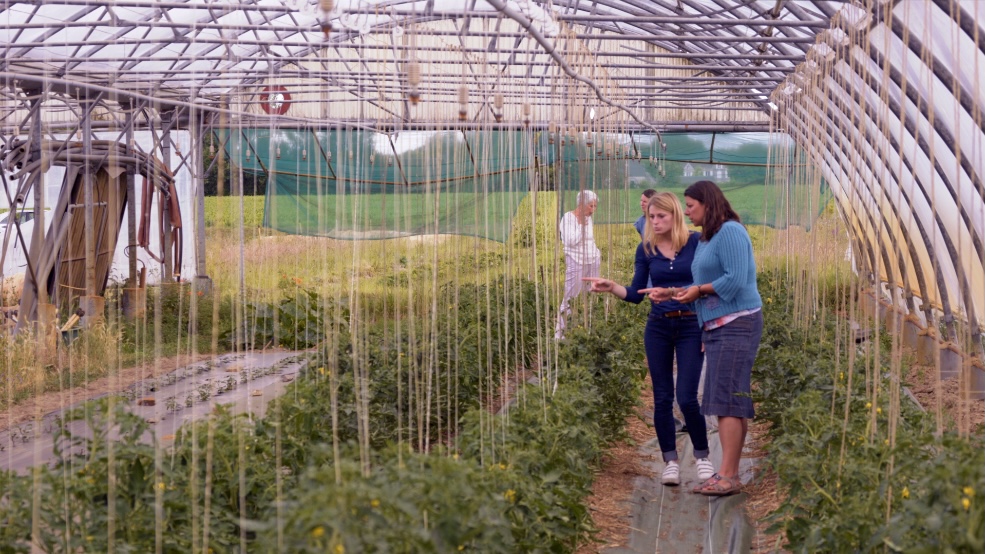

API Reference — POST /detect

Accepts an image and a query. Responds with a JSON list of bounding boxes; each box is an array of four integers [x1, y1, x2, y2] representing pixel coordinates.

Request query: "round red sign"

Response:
[[260, 85, 291, 115]]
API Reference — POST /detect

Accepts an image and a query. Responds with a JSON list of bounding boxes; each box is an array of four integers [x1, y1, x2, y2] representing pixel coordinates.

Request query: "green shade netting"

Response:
[[222, 128, 531, 242], [221, 130, 827, 241], [545, 132, 829, 229]]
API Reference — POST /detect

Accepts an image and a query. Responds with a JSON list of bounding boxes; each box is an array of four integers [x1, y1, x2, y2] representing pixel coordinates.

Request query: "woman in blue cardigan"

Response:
[[671, 180, 763, 496], [583, 192, 713, 487]]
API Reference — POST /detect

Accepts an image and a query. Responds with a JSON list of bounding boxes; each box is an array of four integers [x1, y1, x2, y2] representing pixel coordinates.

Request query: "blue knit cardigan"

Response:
[[691, 220, 762, 327]]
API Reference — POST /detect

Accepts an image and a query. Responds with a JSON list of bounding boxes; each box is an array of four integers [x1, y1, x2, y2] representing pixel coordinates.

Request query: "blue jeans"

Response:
[[644, 311, 709, 462]]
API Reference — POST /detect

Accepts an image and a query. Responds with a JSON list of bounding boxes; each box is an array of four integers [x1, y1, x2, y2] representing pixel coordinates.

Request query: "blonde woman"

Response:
[[584, 192, 713, 487]]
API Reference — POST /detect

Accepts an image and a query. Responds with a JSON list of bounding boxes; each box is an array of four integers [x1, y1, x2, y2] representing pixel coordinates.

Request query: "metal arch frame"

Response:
[[782, 97, 907, 310], [814, 0, 985, 225], [789, 1, 983, 352], [0, 1, 813, 138], [809, 72, 952, 326], [840, 43, 985, 342], [0, 0, 833, 111], [787, 85, 934, 321], [846, 46, 985, 293], [540, 0, 810, 114]]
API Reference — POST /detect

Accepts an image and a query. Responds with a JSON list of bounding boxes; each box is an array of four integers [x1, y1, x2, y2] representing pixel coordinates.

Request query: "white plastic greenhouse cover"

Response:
[[0, 0, 982, 353]]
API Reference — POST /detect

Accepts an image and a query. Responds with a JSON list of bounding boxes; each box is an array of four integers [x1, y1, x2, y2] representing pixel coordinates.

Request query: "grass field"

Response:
[[262, 190, 526, 242], [201, 192, 844, 310], [204, 195, 266, 228]]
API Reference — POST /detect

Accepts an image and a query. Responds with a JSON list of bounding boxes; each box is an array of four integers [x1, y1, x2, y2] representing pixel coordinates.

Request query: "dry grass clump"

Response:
[[744, 420, 788, 554], [904, 360, 985, 433], [0, 323, 120, 415]]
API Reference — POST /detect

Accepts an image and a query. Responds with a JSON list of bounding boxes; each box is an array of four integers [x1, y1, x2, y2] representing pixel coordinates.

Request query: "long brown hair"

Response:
[[684, 180, 740, 241], [642, 192, 689, 256]]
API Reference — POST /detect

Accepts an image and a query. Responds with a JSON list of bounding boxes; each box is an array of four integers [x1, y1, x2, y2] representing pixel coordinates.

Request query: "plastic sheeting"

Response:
[[773, 0, 984, 345]]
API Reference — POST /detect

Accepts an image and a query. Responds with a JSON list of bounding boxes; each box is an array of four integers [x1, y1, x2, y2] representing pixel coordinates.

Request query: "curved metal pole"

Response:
[[783, 106, 901, 301], [809, 79, 945, 325], [485, 0, 661, 140], [787, 87, 937, 322]]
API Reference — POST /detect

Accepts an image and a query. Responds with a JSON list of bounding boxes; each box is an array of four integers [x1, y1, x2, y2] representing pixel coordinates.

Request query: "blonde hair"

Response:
[[642, 192, 689, 256]]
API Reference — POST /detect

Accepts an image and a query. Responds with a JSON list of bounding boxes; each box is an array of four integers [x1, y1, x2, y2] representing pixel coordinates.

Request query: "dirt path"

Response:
[[1, 352, 213, 432], [575, 381, 654, 553]]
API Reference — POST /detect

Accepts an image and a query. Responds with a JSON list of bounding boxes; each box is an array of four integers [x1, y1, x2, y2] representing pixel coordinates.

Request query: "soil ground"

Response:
[[1, 352, 212, 432], [575, 380, 654, 553]]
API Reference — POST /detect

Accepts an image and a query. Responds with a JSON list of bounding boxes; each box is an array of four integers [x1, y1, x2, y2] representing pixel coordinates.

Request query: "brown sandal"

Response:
[[692, 473, 741, 496]]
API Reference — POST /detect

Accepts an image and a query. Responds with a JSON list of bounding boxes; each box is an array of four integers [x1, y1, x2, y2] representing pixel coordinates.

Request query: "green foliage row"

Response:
[[0, 279, 647, 553], [203, 196, 266, 229], [754, 273, 984, 553], [264, 294, 644, 553]]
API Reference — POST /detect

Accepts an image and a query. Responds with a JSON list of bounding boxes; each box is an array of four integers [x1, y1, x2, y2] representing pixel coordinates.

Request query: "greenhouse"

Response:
[[0, 0, 982, 552]]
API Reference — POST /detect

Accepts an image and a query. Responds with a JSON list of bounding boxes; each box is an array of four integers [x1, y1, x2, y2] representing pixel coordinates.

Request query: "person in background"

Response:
[[583, 192, 713, 487], [668, 180, 763, 496], [555, 190, 601, 340], [633, 189, 657, 240]]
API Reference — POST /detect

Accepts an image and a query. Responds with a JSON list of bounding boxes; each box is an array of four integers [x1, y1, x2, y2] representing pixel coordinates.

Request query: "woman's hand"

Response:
[[582, 277, 614, 293], [638, 287, 672, 303], [674, 285, 701, 303]]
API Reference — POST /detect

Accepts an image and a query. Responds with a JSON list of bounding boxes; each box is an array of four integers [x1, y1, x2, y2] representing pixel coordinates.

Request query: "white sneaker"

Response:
[[661, 461, 680, 486], [695, 458, 715, 481]]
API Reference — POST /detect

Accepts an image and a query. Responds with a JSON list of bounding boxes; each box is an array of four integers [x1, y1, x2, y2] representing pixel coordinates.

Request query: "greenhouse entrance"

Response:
[[0, 1, 982, 552]]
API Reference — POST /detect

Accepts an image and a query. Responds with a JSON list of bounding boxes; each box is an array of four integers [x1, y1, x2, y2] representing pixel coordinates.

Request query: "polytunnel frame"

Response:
[[0, 1, 981, 363], [773, 0, 985, 362], [839, 1, 983, 345], [0, 0, 832, 114], [785, 93, 931, 324]]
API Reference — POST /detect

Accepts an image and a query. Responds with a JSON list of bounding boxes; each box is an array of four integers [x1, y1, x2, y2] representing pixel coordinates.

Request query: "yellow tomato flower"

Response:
[[371, 499, 380, 508], [963, 487, 975, 498], [156, 482, 166, 490], [865, 402, 872, 409], [962, 498, 971, 511], [504, 489, 517, 503], [311, 526, 325, 538], [901, 486, 909, 499], [335, 545, 345, 554], [876, 407, 882, 415]]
